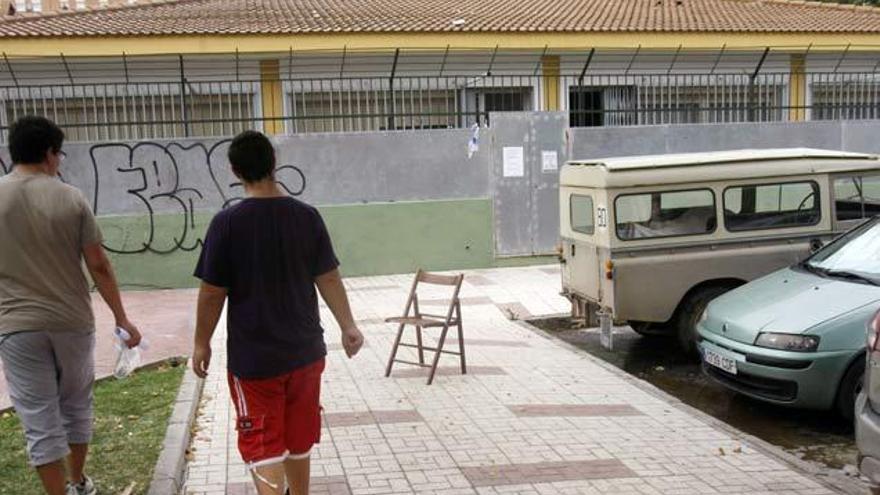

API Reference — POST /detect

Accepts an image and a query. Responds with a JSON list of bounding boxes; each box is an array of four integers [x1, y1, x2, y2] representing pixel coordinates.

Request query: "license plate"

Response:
[[704, 348, 737, 375]]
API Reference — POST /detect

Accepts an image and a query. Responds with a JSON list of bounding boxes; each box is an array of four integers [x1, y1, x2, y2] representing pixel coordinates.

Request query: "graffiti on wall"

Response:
[[0, 139, 307, 255], [89, 139, 306, 254]]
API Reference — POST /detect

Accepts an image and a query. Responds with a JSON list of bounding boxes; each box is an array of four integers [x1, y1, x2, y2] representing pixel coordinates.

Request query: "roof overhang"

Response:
[[1, 31, 879, 57]]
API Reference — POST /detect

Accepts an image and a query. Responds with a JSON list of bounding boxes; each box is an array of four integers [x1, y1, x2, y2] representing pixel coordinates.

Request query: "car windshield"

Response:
[[806, 218, 880, 279]]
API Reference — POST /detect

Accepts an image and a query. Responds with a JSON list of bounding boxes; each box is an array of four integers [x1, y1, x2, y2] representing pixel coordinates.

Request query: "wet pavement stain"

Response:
[[529, 317, 860, 474]]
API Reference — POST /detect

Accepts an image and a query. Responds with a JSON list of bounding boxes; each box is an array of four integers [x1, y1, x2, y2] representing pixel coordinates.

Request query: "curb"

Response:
[[146, 363, 204, 495], [516, 318, 866, 495]]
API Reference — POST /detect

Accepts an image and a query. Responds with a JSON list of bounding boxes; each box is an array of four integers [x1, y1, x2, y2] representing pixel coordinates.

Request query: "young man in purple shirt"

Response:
[[191, 130, 364, 495]]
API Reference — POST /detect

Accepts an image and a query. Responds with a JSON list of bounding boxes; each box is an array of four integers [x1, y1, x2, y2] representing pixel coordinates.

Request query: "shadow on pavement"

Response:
[[529, 317, 858, 472]]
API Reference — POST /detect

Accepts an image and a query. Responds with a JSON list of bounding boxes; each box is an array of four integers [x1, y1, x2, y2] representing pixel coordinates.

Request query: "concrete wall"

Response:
[[569, 120, 880, 159], [0, 128, 494, 288], [0, 128, 487, 217]]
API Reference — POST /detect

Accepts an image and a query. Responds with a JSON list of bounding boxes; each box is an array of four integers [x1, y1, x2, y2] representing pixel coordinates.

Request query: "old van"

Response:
[[559, 148, 880, 352]]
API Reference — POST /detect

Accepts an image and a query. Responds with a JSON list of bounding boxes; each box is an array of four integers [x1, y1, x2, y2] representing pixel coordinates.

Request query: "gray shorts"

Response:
[[0, 330, 95, 466]]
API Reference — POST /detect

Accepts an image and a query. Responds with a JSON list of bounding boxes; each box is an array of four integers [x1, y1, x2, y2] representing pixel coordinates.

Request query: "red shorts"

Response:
[[228, 358, 325, 467]]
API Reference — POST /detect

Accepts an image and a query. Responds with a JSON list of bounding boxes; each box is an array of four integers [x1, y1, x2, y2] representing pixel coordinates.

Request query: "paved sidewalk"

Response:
[[185, 265, 834, 495], [0, 289, 196, 411]]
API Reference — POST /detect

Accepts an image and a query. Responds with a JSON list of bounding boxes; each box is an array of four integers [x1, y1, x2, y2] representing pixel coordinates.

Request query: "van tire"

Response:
[[629, 321, 669, 337], [675, 285, 735, 355], [836, 357, 865, 423]]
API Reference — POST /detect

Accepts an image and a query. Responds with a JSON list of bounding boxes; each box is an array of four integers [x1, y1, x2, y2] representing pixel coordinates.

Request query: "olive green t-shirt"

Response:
[[0, 172, 102, 335]]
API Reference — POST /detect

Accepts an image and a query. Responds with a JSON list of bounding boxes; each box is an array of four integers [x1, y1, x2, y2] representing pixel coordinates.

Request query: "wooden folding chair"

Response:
[[384, 270, 465, 385]]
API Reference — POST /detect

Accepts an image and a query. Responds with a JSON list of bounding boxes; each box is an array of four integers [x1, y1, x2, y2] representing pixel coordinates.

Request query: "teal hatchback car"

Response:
[[698, 217, 880, 420]]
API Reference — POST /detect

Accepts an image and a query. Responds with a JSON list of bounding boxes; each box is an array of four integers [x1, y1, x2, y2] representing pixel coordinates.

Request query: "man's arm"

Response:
[[315, 269, 364, 358], [192, 281, 227, 378], [82, 242, 141, 347]]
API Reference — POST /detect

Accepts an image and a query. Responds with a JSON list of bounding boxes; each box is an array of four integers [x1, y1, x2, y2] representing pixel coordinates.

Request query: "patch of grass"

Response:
[[0, 361, 186, 495]]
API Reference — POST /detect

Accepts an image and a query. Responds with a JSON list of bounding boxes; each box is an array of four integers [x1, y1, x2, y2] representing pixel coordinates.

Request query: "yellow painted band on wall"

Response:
[[260, 59, 283, 135], [542, 55, 560, 111], [789, 54, 807, 122], [1, 32, 879, 57]]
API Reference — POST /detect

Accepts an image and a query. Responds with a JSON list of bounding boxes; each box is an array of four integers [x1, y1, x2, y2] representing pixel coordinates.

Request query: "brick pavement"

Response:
[[184, 265, 836, 495], [0, 289, 196, 410]]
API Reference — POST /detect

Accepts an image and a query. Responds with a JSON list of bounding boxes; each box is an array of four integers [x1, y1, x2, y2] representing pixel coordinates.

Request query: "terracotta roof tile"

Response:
[[0, 0, 879, 37]]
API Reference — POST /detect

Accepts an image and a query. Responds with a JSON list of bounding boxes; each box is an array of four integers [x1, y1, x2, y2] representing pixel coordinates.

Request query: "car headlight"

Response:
[[754, 332, 820, 352]]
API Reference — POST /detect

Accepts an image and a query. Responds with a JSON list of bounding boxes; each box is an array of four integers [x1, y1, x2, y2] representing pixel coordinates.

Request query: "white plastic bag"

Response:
[[113, 327, 147, 379]]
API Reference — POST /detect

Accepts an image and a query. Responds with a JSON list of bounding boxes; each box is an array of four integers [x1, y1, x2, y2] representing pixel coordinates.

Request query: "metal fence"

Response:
[[809, 72, 880, 121], [284, 75, 540, 133], [0, 71, 878, 142], [563, 73, 791, 126], [1, 81, 260, 142]]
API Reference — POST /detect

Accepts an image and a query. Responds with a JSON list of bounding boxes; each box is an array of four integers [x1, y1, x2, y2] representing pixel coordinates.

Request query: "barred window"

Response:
[[3, 83, 258, 142], [569, 80, 785, 127], [812, 81, 880, 121], [287, 87, 457, 133]]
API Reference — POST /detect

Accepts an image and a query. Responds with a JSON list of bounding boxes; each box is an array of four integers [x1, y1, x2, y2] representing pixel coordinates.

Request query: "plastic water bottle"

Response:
[[113, 327, 147, 379]]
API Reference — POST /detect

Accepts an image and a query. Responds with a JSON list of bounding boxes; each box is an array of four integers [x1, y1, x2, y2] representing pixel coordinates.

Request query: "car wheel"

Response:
[[676, 285, 735, 355], [836, 356, 865, 423]]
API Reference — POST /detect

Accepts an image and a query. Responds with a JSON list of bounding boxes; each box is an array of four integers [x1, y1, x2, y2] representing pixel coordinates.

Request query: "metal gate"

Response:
[[491, 112, 567, 256]]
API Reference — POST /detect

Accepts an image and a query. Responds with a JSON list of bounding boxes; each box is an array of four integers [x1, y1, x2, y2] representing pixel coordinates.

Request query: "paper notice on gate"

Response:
[[502, 147, 525, 177], [541, 150, 558, 172]]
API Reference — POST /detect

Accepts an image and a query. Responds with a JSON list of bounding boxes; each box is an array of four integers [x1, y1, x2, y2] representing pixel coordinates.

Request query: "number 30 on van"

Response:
[[596, 207, 608, 228]]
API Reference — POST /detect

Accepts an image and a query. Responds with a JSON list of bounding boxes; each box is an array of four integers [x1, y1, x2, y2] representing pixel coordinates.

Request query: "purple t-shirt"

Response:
[[194, 197, 339, 379]]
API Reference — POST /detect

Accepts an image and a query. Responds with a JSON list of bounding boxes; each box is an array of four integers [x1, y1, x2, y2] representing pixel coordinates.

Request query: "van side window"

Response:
[[570, 195, 595, 235], [835, 176, 880, 221], [615, 189, 716, 240], [723, 181, 820, 231]]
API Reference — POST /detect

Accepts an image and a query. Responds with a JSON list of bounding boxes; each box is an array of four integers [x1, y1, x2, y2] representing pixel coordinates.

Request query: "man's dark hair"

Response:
[[8, 116, 64, 165], [228, 130, 275, 183]]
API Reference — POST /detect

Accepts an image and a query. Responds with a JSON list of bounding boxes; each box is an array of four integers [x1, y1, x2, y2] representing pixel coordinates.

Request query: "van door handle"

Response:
[[571, 244, 576, 257]]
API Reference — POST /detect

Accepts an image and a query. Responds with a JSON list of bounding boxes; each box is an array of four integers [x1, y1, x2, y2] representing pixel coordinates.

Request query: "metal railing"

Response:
[[0, 72, 878, 142], [809, 72, 880, 121], [1, 80, 260, 142], [563, 73, 790, 126], [284, 75, 539, 133]]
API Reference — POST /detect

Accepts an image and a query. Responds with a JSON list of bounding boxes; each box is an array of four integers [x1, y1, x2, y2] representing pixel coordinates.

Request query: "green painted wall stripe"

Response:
[[97, 198, 553, 290], [98, 199, 491, 289], [320, 199, 493, 278], [98, 213, 212, 290]]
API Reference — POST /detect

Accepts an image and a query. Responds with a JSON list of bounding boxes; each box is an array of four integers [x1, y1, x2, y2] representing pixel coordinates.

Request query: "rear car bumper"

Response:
[[697, 325, 856, 409], [857, 392, 880, 487]]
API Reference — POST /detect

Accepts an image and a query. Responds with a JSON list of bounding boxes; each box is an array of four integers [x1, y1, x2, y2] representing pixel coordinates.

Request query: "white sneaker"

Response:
[[66, 475, 96, 495]]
